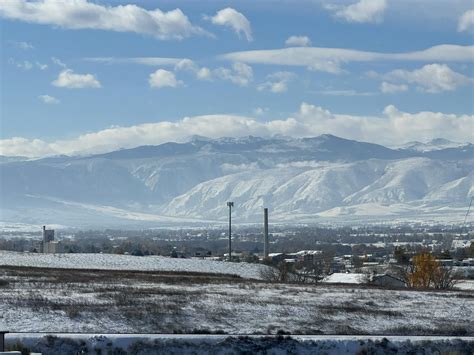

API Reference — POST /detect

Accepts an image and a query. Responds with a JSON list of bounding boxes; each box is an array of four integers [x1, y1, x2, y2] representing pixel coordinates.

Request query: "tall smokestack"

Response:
[[42, 226, 46, 243], [227, 202, 234, 261], [263, 208, 269, 258]]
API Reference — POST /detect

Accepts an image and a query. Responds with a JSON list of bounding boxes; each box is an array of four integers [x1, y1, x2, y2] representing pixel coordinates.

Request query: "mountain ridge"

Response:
[[1, 134, 472, 227]]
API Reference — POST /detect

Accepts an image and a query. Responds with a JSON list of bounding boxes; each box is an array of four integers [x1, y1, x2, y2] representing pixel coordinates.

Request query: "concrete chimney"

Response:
[[263, 208, 269, 258]]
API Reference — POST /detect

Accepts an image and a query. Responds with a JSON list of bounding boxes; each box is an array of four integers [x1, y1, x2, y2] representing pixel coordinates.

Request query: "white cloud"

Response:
[[87, 57, 186, 66], [52, 69, 101, 89], [285, 36, 311, 47], [258, 71, 296, 93], [174, 59, 202, 74], [148, 69, 182, 88], [213, 62, 253, 86], [207, 8, 252, 41], [174, 59, 252, 85], [51, 57, 67, 67], [380, 82, 408, 94], [326, 0, 387, 24], [458, 10, 474, 31], [385, 64, 471, 93], [0, 0, 206, 40], [196, 67, 213, 81], [38, 94, 60, 104], [1, 103, 471, 157], [220, 44, 474, 74], [10, 40, 34, 50]]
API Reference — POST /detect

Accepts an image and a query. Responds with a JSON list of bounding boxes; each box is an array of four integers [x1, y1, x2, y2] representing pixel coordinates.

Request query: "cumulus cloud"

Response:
[[207, 8, 252, 41], [52, 69, 101, 88], [148, 69, 182, 88], [173, 59, 213, 81], [258, 71, 296, 93], [213, 62, 253, 86], [285, 35, 311, 47], [380, 81, 408, 94], [458, 10, 474, 32], [173, 59, 252, 85], [38, 94, 60, 104], [220, 44, 474, 74], [0, 0, 206, 40], [326, 0, 387, 24], [1, 103, 472, 158], [385, 64, 471, 93]]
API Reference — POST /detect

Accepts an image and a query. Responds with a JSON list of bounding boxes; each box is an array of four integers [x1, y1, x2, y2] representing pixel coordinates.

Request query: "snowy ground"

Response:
[[5, 334, 474, 355], [0, 251, 268, 279], [0, 266, 472, 336], [323, 273, 365, 284], [457, 280, 474, 291]]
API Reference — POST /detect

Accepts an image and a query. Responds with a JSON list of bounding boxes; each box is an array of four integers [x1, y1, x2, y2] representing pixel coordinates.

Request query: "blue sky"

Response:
[[0, 0, 473, 157]]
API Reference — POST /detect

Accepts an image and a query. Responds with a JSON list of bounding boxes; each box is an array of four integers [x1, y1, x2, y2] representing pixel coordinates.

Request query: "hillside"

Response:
[[1, 135, 472, 227]]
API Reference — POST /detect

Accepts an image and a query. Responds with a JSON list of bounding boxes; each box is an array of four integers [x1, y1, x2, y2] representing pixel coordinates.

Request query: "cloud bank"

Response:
[[220, 45, 474, 74], [384, 64, 471, 93], [1, 104, 472, 158], [0, 0, 206, 40]]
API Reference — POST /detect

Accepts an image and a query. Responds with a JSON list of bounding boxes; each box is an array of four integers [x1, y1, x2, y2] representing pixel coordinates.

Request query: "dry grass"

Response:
[[0, 265, 472, 335]]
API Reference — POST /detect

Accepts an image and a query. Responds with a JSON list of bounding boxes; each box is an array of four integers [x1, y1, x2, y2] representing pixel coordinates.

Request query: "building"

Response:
[[41, 226, 60, 254]]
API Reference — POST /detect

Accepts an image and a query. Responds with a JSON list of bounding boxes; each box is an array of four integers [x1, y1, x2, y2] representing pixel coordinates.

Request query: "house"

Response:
[[294, 250, 323, 264]]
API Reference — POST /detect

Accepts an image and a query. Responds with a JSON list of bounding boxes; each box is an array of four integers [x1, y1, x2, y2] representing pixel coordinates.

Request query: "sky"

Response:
[[0, 0, 473, 157]]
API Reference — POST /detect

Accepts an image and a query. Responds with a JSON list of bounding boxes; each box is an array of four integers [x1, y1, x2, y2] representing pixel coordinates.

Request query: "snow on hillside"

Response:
[[1, 135, 473, 226], [0, 251, 268, 279], [164, 158, 473, 221], [395, 138, 467, 152]]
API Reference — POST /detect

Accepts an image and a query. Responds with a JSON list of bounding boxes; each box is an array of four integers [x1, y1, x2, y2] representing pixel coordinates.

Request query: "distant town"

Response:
[[2, 217, 473, 289]]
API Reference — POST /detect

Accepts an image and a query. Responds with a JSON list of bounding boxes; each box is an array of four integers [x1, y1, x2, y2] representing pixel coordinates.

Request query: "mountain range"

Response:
[[1, 135, 472, 228]]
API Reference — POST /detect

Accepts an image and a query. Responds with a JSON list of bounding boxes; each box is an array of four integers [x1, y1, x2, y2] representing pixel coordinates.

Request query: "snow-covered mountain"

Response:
[[1, 135, 472, 227], [395, 138, 467, 152]]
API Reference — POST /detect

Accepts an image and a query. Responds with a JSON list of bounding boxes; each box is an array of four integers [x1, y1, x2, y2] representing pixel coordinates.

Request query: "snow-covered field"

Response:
[[323, 273, 365, 284], [0, 265, 472, 336], [457, 280, 474, 291], [0, 251, 268, 279], [5, 334, 474, 355]]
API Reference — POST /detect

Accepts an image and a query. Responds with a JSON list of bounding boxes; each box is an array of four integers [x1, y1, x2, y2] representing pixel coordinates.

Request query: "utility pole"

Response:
[[263, 208, 269, 258], [227, 201, 234, 261]]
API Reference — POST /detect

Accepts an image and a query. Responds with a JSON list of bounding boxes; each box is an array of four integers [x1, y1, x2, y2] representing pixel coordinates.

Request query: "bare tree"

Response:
[[432, 266, 459, 290]]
